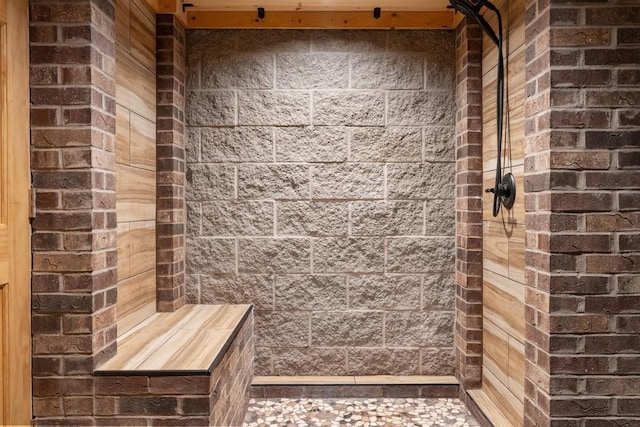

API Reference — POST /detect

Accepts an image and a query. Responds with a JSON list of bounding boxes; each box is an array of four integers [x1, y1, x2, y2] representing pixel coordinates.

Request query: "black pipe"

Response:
[[448, 0, 515, 217]]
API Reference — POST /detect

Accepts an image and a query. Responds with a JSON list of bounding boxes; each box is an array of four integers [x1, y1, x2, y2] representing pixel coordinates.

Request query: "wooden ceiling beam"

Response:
[[186, 10, 457, 29], [155, 0, 189, 26]]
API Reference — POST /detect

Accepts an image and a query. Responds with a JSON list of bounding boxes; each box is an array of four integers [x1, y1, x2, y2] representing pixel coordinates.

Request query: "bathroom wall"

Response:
[[185, 30, 457, 376], [480, 0, 526, 424], [115, 0, 157, 336]]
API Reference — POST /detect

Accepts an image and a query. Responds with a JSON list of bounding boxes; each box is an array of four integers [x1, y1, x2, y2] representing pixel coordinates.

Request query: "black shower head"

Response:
[[447, 0, 500, 46]]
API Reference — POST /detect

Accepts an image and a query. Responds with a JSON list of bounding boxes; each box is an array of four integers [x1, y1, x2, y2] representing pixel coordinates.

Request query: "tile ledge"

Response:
[[252, 375, 459, 386]]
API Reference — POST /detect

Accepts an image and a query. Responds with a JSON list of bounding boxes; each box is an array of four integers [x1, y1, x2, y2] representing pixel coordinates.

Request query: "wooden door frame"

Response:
[[2, 0, 32, 423]]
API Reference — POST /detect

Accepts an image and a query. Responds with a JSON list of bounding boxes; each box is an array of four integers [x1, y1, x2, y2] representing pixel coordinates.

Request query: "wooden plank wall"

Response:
[[115, 0, 157, 336], [481, 0, 526, 425]]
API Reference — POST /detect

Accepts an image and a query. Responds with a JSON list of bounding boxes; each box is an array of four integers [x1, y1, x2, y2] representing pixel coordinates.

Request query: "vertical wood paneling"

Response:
[[130, 113, 156, 171], [116, 0, 157, 336], [116, 104, 131, 165], [481, 0, 526, 424]]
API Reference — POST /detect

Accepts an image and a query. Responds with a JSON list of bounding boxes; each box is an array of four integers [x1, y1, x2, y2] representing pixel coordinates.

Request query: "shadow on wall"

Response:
[[184, 29, 457, 377]]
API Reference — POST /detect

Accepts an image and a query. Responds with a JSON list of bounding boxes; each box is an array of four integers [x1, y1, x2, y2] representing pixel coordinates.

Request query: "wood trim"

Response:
[[158, 0, 188, 26], [4, 0, 31, 423], [186, 10, 456, 29]]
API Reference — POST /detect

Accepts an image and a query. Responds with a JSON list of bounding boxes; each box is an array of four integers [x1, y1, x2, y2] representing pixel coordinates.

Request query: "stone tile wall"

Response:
[[185, 30, 457, 376]]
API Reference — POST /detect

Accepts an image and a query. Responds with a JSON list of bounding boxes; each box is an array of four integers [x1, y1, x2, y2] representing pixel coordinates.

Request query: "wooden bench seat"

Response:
[[97, 304, 252, 375], [93, 304, 254, 425]]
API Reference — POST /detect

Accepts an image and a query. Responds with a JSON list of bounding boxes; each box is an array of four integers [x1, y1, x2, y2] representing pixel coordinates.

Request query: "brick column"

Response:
[[156, 14, 187, 312], [454, 19, 484, 391], [524, 1, 640, 425], [29, 0, 117, 422]]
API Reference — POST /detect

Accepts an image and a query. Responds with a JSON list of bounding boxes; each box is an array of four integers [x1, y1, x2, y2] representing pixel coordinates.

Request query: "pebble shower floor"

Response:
[[243, 397, 480, 426]]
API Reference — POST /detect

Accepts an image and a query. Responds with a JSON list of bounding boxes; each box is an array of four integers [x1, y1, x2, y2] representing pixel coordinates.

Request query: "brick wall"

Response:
[[524, 0, 640, 424], [156, 14, 187, 312], [454, 20, 484, 391], [30, 0, 118, 422], [185, 30, 458, 376]]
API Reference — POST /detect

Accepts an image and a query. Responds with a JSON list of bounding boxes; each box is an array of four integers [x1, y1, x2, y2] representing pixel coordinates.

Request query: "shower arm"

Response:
[[448, 0, 515, 217]]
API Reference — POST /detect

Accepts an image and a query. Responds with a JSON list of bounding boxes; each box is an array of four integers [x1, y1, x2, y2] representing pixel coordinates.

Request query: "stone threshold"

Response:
[[251, 376, 459, 399], [253, 375, 459, 386]]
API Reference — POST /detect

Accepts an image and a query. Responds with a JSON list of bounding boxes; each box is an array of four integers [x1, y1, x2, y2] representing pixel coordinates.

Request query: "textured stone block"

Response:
[[387, 163, 455, 200], [186, 90, 236, 126], [423, 273, 455, 310], [186, 164, 235, 201], [347, 348, 421, 375], [186, 128, 200, 163], [238, 238, 311, 273], [424, 126, 455, 162], [426, 55, 455, 90], [237, 30, 311, 53], [425, 199, 455, 236], [238, 165, 309, 200], [186, 201, 201, 236], [254, 348, 273, 376], [387, 237, 455, 273], [273, 348, 347, 376], [351, 201, 423, 236], [188, 30, 237, 55], [275, 275, 347, 310], [311, 31, 387, 52], [186, 238, 236, 274], [277, 201, 348, 236], [202, 54, 274, 89], [200, 275, 274, 309], [201, 127, 273, 163], [314, 238, 384, 273], [385, 311, 454, 347], [185, 274, 200, 304], [349, 275, 421, 310], [313, 91, 385, 126], [351, 54, 423, 89], [275, 127, 347, 163], [201, 201, 274, 236], [311, 312, 383, 346], [312, 164, 384, 200], [256, 311, 310, 347], [276, 53, 349, 89], [238, 91, 310, 126], [350, 128, 422, 162], [387, 91, 454, 126], [387, 31, 454, 54], [186, 54, 201, 90], [420, 348, 455, 375]]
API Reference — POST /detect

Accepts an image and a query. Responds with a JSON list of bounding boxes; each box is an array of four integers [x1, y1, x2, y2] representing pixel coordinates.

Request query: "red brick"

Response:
[[33, 335, 93, 355], [585, 335, 640, 354], [550, 28, 610, 47], [118, 397, 179, 415], [33, 378, 93, 398], [550, 193, 612, 212], [94, 376, 149, 395], [550, 110, 610, 129], [549, 314, 609, 333], [585, 7, 640, 26], [586, 255, 640, 274]]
